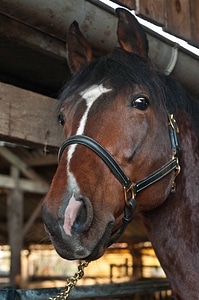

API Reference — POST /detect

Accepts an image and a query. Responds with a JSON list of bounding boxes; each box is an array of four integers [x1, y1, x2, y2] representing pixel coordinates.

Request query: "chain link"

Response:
[[48, 261, 89, 300]]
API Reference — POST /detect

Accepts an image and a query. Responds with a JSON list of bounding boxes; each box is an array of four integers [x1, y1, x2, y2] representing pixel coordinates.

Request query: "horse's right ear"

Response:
[[116, 8, 148, 57], [67, 21, 93, 73]]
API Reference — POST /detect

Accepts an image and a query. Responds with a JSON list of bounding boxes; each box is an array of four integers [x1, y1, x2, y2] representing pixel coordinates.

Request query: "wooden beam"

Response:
[[0, 82, 64, 148], [0, 147, 50, 244], [0, 175, 49, 194], [24, 154, 58, 167], [0, 13, 66, 60], [22, 198, 44, 238], [0, 147, 49, 184]]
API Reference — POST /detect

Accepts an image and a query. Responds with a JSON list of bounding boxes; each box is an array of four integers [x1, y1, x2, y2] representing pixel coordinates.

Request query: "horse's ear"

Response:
[[67, 21, 93, 73], [116, 8, 148, 57]]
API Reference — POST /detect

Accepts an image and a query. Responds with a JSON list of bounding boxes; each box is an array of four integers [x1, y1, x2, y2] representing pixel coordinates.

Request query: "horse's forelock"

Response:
[[57, 48, 171, 114]]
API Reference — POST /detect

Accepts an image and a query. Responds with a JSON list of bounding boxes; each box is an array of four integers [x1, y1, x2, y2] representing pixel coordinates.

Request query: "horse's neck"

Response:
[[142, 124, 199, 299]]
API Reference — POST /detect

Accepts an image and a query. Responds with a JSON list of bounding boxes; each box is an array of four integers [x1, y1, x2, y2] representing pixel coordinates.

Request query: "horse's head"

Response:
[[42, 9, 179, 261]]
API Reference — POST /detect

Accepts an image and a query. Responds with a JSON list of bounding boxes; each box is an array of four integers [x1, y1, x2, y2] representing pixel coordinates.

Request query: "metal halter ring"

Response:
[[123, 182, 136, 206]]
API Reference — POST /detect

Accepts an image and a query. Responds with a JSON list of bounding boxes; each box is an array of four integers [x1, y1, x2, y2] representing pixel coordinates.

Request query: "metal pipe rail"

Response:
[[0, 279, 171, 300]]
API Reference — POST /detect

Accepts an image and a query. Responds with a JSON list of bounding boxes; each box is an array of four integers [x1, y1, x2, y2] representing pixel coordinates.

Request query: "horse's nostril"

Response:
[[72, 201, 87, 232], [63, 194, 93, 236], [71, 195, 93, 234]]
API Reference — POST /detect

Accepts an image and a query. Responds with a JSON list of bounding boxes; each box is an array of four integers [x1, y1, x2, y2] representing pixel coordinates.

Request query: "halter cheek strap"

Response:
[[58, 114, 180, 246]]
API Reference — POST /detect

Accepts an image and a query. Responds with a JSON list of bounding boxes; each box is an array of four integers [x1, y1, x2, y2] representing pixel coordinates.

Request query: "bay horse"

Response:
[[42, 8, 199, 299]]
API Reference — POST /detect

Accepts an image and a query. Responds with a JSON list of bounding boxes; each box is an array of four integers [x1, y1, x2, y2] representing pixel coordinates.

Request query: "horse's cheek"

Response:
[[136, 175, 175, 212]]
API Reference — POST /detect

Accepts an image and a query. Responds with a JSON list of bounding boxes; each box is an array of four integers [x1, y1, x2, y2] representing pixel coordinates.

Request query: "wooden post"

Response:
[[7, 166, 23, 287], [132, 248, 143, 279]]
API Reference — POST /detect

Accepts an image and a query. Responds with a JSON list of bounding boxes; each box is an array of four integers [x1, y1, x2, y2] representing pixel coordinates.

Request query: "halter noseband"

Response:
[[58, 114, 180, 246]]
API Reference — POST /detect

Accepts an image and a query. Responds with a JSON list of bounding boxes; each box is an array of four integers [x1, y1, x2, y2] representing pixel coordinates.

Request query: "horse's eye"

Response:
[[131, 96, 149, 111], [58, 113, 65, 126]]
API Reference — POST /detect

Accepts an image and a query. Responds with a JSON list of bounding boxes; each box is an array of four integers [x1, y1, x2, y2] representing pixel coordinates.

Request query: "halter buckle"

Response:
[[168, 114, 179, 133], [123, 183, 136, 206], [175, 157, 180, 174], [168, 114, 180, 157]]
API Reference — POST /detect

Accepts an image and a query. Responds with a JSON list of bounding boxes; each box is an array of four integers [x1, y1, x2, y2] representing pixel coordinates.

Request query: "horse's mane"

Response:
[[163, 75, 199, 136], [58, 48, 199, 135]]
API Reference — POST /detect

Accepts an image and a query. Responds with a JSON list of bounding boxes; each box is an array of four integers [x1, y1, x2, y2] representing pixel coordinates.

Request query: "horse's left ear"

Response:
[[67, 21, 93, 73], [116, 8, 148, 57]]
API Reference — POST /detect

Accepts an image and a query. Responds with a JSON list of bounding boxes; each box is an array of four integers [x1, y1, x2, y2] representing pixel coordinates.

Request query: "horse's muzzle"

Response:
[[42, 196, 114, 260], [42, 202, 92, 259]]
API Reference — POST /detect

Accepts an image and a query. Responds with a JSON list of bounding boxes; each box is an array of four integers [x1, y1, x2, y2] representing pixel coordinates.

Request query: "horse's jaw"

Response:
[[140, 124, 199, 300], [141, 191, 199, 300]]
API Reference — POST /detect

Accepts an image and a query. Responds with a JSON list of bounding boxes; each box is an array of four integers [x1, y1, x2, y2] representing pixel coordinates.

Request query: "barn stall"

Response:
[[0, 0, 199, 299]]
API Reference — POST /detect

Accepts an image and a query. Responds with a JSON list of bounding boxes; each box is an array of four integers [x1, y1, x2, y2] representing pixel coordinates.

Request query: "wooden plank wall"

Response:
[[114, 0, 199, 48], [0, 83, 64, 148]]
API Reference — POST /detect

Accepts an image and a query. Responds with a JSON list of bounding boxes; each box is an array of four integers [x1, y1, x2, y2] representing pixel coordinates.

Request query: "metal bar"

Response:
[[0, 280, 171, 299]]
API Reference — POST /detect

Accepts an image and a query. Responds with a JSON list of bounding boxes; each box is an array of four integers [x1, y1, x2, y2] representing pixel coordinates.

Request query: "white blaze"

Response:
[[67, 84, 111, 191]]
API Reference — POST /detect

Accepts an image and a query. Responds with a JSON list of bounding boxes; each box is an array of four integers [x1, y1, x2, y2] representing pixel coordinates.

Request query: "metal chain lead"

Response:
[[48, 261, 89, 300]]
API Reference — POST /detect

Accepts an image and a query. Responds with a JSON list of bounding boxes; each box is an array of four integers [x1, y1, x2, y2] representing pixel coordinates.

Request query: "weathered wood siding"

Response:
[[114, 0, 199, 48], [0, 83, 63, 148]]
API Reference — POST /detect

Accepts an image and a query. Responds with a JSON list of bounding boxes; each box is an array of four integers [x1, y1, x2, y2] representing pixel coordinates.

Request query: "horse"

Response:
[[42, 8, 199, 300]]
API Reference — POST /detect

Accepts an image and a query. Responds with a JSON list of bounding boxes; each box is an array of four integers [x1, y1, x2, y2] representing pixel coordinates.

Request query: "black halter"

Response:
[[58, 114, 180, 246]]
